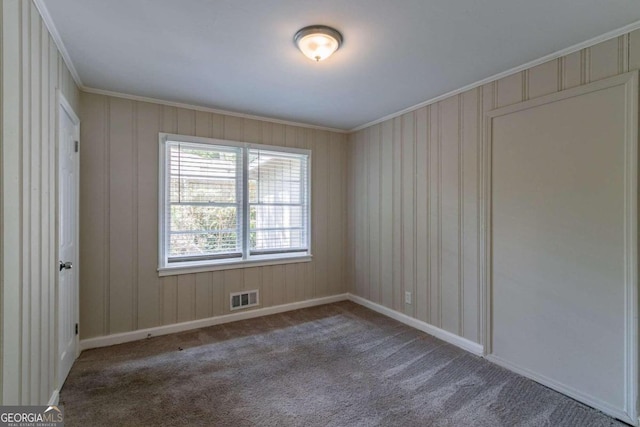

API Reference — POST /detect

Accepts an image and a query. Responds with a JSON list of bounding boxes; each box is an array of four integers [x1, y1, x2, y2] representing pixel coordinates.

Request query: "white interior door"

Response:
[[485, 72, 638, 424], [58, 94, 80, 389]]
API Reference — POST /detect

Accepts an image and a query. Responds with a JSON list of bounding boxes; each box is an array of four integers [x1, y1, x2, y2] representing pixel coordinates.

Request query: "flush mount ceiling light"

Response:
[[294, 25, 343, 62]]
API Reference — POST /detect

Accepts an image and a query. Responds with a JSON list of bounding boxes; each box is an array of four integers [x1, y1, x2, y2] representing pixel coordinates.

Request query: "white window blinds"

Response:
[[167, 142, 243, 262], [160, 135, 311, 269], [248, 149, 309, 255]]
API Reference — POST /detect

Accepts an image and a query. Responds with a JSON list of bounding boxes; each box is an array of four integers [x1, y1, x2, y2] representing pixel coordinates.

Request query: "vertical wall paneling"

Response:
[[392, 117, 402, 312], [415, 107, 429, 323], [79, 93, 348, 339], [260, 262, 273, 308], [581, 49, 590, 85], [496, 72, 524, 107], [429, 105, 440, 326], [528, 60, 559, 99], [243, 118, 261, 144], [329, 132, 344, 297], [462, 89, 480, 343], [131, 102, 138, 331], [46, 35, 57, 400], [79, 93, 105, 337], [284, 263, 297, 304], [589, 37, 622, 82], [136, 101, 161, 329], [628, 29, 640, 71], [29, 3, 42, 401], [21, 2, 32, 403], [368, 125, 381, 304], [356, 128, 368, 299], [102, 97, 111, 334], [480, 82, 495, 348], [39, 22, 50, 403], [271, 265, 285, 307], [1, 0, 80, 405], [458, 96, 464, 336], [351, 131, 359, 296], [211, 271, 224, 317], [1, 1, 4, 403], [2, 0, 21, 404], [108, 98, 134, 333], [177, 275, 196, 323], [563, 51, 582, 89], [347, 29, 638, 349], [341, 136, 348, 297], [194, 273, 212, 319], [379, 121, 393, 308], [354, 130, 364, 297], [162, 276, 178, 324], [440, 96, 460, 334], [312, 131, 329, 298], [346, 135, 355, 295], [401, 112, 415, 317]]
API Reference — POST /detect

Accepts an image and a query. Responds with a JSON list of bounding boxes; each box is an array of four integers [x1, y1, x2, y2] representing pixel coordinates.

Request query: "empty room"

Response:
[[2, 0, 640, 425]]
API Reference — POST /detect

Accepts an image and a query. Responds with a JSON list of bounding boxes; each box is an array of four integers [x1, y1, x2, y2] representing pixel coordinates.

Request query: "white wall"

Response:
[[1, 0, 80, 405]]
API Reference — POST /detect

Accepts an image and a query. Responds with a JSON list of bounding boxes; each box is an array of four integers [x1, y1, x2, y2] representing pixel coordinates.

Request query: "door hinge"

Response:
[[74, 140, 79, 153], [75, 323, 78, 335]]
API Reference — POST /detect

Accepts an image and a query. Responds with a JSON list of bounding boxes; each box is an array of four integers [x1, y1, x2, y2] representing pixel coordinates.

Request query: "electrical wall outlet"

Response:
[[405, 291, 412, 304]]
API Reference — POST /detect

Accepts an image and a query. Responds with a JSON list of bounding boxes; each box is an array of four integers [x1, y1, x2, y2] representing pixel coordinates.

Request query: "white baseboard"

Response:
[[80, 294, 349, 351], [486, 354, 637, 426], [80, 292, 484, 357], [48, 389, 59, 406], [76, 290, 636, 425], [347, 293, 484, 356]]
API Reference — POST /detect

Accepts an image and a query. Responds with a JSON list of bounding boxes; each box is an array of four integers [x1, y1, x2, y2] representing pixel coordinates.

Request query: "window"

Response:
[[158, 133, 311, 275]]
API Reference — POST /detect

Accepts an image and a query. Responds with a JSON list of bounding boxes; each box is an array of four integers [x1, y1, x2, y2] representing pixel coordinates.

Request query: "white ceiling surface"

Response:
[[46, 0, 640, 130]]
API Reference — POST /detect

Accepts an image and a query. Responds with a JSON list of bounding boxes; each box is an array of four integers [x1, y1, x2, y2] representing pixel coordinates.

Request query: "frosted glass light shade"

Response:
[[294, 26, 343, 62]]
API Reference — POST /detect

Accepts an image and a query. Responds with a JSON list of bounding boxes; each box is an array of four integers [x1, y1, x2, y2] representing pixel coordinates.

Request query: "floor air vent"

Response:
[[230, 290, 259, 311]]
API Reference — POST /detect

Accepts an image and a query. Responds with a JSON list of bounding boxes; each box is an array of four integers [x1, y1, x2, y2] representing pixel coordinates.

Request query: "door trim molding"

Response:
[[481, 71, 639, 425], [56, 90, 81, 390], [47, 390, 59, 406]]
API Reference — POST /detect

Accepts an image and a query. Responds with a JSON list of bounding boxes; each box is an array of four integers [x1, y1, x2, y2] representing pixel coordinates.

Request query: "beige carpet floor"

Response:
[[60, 301, 626, 426]]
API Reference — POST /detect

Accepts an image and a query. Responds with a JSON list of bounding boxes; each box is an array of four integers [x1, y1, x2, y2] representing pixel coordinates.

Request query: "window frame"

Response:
[[158, 133, 312, 276]]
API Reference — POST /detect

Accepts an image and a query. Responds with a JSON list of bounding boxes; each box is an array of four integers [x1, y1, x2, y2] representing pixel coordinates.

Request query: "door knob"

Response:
[[59, 261, 72, 271]]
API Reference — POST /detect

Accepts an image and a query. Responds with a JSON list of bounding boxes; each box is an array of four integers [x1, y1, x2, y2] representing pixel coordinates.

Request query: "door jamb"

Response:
[[56, 90, 80, 391]]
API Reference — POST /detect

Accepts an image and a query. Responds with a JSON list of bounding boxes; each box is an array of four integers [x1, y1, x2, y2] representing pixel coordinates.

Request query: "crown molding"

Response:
[[81, 86, 350, 133], [349, 19, 640, 132], [30, 0, 640, 135], [33, 0, 83, 87]]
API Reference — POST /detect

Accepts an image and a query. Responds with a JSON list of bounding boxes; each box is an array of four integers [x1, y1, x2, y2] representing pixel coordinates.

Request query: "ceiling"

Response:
[[45, 0, 640, 130]]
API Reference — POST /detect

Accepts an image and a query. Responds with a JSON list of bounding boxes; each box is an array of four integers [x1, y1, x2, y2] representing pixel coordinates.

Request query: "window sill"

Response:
[[157, 254, 312, 277]]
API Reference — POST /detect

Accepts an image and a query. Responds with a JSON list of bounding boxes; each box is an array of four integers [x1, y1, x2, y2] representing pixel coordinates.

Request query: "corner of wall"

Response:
[[0, 0, 5, 406]]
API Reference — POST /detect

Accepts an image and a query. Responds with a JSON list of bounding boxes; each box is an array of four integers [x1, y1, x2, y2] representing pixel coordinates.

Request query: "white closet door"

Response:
[[486, 72, 637, 424]]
